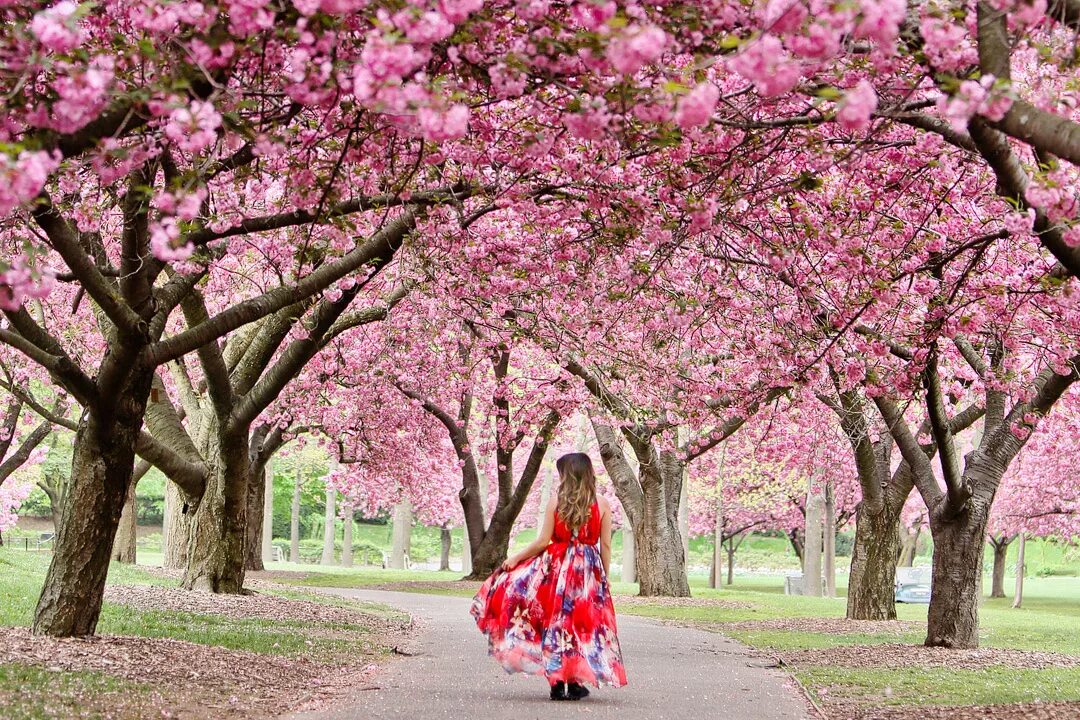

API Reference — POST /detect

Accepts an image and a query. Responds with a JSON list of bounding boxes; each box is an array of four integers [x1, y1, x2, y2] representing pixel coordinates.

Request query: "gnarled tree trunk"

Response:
[[244, 462, 268, 571], [1012, 533, 1026, 609], [926, 502, 991, 648], [111, 484, 138, 564], [634, 460, 690, 596], [803, 486, 825, 597], [389, 499, 411, 570], [439, 526, 451, 571], [988, 534, 1013, 598], [33, 369, 153, 636], [847, 502, 902, 620], [182, 427, 250, 593], [621, 523, 636, 584]]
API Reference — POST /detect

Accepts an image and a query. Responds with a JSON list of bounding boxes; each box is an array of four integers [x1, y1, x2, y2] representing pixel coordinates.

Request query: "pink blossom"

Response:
[[854, 0, 906, 44], [920, 15, 977, 73], [226, 0, 275, 37], [0, 150, 62, 216], [788, 22, 841, 60], [762, 0, 808, 34], [490, 63, 527, 99], [439, 0, 483, 24], [1003, 209, 1035, 236], [674, 82, 719, 129], [401, 10, 455, 44], [936, 79, 988, 133], [50, 57, 115, 133], [1063, 227, 1080, 249], [1010, 422, 1031, 441], [729, 35, 801, 97], [149, 218, 194, 262], [564, 101, 612, 140], [164, 100, 222, 153], [31, 1, 83, 53], [417, 104, 470, 142], [605, 24, 668, 75], [572, 1, 616, 31], [360, 34, 428, 82], [836, 81, 878, 132]]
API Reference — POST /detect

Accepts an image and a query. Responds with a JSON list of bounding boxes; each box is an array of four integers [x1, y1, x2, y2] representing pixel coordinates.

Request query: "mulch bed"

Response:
[[838, 700, 1080, 720], [780, 643, 1080, 671], [1, 583, 414, 719]]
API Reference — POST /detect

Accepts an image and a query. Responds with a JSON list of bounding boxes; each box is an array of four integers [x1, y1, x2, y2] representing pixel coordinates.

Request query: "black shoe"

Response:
[[567, 682, 590, 700], [550, 682, 568, 701]]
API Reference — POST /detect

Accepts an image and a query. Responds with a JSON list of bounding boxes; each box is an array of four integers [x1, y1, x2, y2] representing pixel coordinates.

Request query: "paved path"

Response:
[[287, 589, 811, 720]]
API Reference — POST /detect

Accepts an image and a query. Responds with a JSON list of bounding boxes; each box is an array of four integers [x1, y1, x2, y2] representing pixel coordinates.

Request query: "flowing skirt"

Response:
[[470, 541, 627, 688]]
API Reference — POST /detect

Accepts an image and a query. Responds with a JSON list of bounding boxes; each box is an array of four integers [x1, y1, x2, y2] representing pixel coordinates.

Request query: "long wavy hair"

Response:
[[556, 453, 597, 532]]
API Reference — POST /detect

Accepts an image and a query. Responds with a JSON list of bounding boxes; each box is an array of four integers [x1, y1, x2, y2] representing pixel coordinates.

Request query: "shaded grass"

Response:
[[797, 666, 1080, 707], [0, 662, 147, 720], [728, 629, 923, 650], [0, 548, 398, 662]]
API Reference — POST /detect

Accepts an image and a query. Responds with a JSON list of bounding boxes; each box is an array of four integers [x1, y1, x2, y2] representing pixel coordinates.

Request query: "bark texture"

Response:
[[988, 534, 1013, 599], [33, 369, 153, 636]]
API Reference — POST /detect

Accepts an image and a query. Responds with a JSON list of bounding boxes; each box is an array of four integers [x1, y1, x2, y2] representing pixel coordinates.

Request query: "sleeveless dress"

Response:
[[470, 501, 627, 688]]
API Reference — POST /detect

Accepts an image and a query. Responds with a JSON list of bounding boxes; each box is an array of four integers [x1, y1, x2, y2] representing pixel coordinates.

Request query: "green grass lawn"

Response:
[[0, 548, 400, 662]]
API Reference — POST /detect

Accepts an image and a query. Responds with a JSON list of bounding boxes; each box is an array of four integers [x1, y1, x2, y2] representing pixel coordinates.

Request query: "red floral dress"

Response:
[[470, 501, 627, 688]]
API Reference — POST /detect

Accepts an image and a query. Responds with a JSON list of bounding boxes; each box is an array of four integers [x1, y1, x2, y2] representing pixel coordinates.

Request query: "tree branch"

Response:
[[141, 211, 416, 367], [32, 193, 143, 337]]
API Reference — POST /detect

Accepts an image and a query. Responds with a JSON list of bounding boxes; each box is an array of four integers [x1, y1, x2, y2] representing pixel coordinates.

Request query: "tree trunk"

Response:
[[461, 524, 473, 576], [111, 482, 138, 564], [244, 461, 268, 572], [182, 429, 250, 593], [846, 501, 901, 620], [466, 509, 514, 579], [261, 468, 274, 566], [536, 463, 553, 529], [803, 487, 824, 597], [710, 495, 723, 590], [389, 499, 412, 570], [925, 503, 992, 648], [677, 427, 690, 560], [632, 453, 690, 597], [633, 500, 690, 596], [33, 371, 153, 636], [787, 529, 804, 564], [726, 540, 735, 585], [898, 525, 920, 567], [342, 507, 353, 568], [320, 484, 336, 566], [439, 526, 451, 571], [1012, 533, 1025, 609], [990, 536, 1012, 599], [824, 480, 836, 598], [162, 481, 190, 569], [289, 471, 301, 564], [621, 523, 636, 584]]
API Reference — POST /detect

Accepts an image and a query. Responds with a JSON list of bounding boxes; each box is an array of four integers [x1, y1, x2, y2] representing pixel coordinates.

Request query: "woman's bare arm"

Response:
[[502, 497, 557, 570]]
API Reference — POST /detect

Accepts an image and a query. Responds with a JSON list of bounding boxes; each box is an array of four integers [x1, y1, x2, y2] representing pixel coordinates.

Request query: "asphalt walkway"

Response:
[[286, 588, 811, 720]]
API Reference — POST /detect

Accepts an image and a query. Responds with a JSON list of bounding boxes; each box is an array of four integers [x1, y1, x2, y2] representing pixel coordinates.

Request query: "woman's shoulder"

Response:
[[596, 496, 610, 513]]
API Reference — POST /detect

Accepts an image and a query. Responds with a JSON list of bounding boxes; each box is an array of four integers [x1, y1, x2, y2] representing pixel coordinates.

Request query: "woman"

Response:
[[470, 452, 627, 701]]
